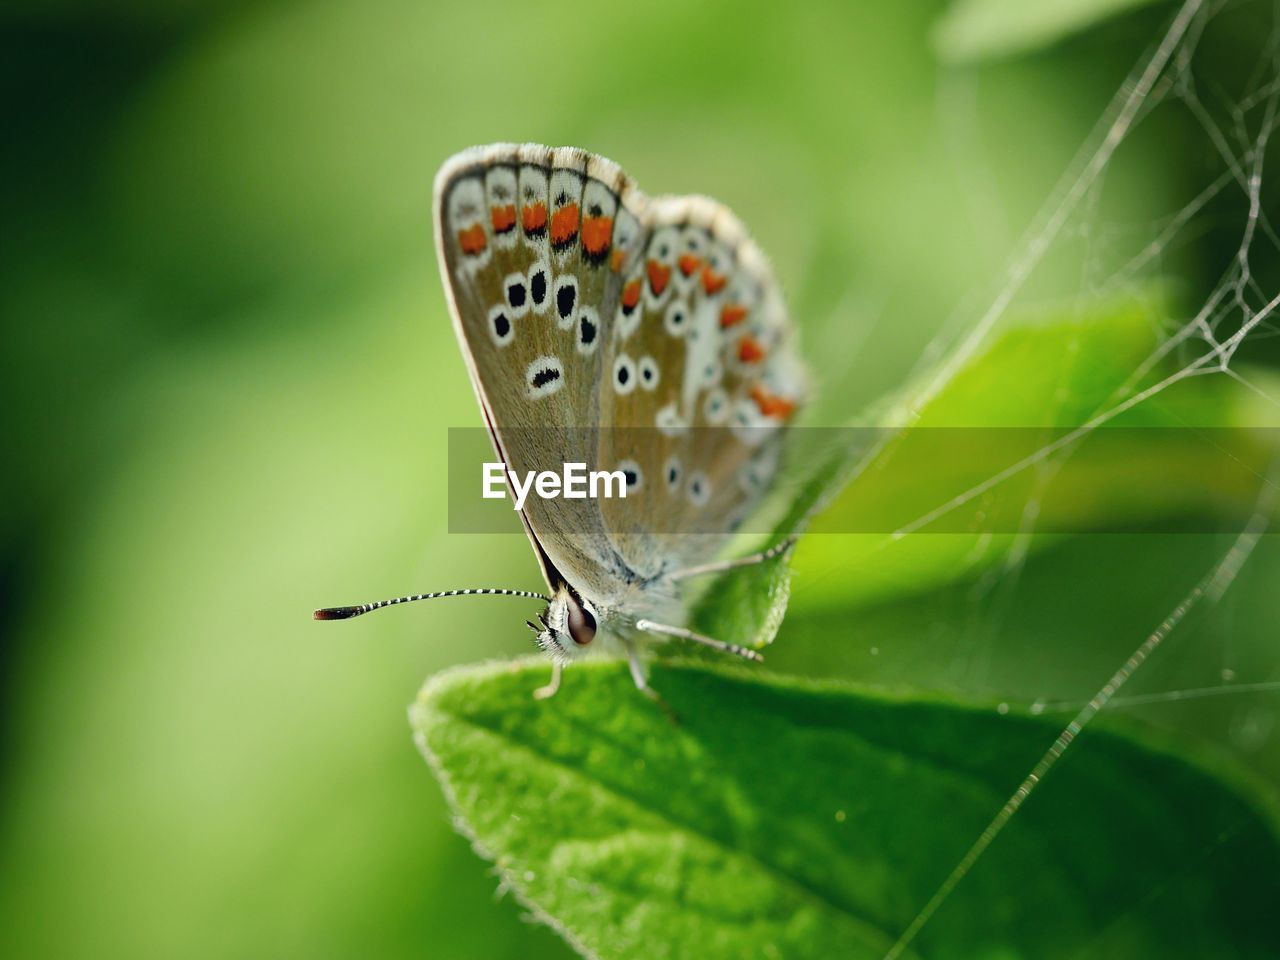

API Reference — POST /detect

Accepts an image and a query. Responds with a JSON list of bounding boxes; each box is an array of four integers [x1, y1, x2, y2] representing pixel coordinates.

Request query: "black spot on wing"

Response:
[[532, 366, 560, 388], [557, 283, 576, 320], [507, 280, 527, 309]]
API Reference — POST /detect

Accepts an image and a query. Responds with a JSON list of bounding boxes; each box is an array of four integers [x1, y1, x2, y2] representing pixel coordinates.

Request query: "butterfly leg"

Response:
[[625, 641, 679, 724], [668, 535, 798, 582], [532, 660, 562, 700], [634, 619, 763, 663]]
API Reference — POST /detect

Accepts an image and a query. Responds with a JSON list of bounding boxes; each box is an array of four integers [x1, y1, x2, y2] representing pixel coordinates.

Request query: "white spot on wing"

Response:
[[740, 446, 779, 494], [613, 354, 637, 395], [672, 226, 708, 293], [638, 356, 660, 391], [611, 207, 645, 277], [664, 456, 682, 493], [617, 459, 643, 493], [687, 471, 711, 506], [503, 272, 531, 319], [488, 305, 514, 347], [549, 167, 584, 267], [485, 166, 519, 251], [576, 307, 601, 355], [703, 387, 729, 425], [656, 402, 688, 436], [527, 258, 551, 314], [526, 355, 564, 399], [643, 225, 679, 311], [447, 176, 490, 275], [699, 359, 722, 387], [664, 301, 689, 338], [553, 275, 578, 330], [730, 398, 776, 446], [518, 165, 549, 254]]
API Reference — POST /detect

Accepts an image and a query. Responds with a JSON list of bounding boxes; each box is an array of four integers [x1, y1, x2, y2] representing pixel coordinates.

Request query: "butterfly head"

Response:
[[528, 585, 598, 664]]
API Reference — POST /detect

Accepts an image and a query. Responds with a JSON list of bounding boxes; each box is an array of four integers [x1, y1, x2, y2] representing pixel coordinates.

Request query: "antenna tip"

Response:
[[314, 606, 361, 620]]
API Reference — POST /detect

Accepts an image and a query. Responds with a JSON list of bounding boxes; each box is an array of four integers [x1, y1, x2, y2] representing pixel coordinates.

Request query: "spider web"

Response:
[[815, 1, 1280, 955]]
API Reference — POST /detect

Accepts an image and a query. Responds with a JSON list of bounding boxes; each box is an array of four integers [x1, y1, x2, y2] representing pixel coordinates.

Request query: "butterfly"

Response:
[[316, 144, 807, 704]]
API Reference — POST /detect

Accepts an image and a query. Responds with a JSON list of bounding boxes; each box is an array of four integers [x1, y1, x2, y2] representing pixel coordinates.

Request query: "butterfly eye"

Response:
[[566, 596, 597, 647]]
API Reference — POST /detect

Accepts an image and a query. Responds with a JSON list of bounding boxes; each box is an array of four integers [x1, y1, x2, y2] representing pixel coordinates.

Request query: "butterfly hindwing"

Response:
[[598, 195, 805, 579]]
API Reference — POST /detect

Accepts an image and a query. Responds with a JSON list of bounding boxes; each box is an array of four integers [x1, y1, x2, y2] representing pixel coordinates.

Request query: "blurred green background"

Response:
[[3, 1, 1278, 957]]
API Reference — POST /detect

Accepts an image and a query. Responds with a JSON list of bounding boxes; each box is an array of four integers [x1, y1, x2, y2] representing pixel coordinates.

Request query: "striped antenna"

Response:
[[314, 587, 551, 621]]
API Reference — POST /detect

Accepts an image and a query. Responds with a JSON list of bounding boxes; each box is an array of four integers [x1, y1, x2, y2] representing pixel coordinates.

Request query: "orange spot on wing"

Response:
[[550, 203, 580, 245], [610, 248, 626, 271], [702, 267, 727, 294], [738, 335, 767, 363], [458, 223, 487, 255], [647, 259, 671, 295], [491, 204, 516, 233], [622, 278, 642, 310], [720, 304, 748, 328], [522, 202, 548, 233], [751, 383, 796, 420], [582, 215, 613, 256], [678, 253, 702, 277]]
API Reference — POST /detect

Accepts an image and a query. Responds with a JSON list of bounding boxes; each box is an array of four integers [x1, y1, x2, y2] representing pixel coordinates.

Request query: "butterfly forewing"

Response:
[[436, 145, 622, 598]]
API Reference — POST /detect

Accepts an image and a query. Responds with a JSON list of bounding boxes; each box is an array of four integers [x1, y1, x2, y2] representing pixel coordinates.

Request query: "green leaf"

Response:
[[934, 0, 1168, 63], [688, 545, 793, 651], [790, 302, 1280, 614], [413, 659, 1280, 960]]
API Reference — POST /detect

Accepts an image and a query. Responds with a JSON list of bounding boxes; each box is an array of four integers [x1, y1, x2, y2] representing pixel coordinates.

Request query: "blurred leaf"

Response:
[[413, 659, 1280, 960], [795, 301, 1280, 612], [774, 530, 1280, 784], [935, 0, 1168, 62]]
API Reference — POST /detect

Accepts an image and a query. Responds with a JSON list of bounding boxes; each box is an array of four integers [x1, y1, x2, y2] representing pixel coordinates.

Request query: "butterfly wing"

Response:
[[596, 194, 806, 579], [434, 144, 645, 598], [435, 144, 805, 605]]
